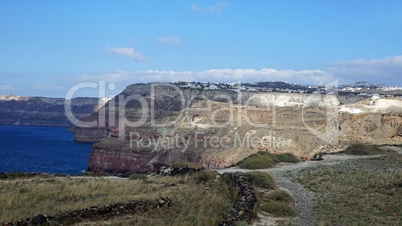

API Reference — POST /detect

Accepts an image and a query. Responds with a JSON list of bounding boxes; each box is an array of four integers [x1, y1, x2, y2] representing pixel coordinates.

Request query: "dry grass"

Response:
[[289, 153, 402, 225], [252, 184, 297, 223], [244, 172, 277, 190], [128, 174, 147, 180], [259, 201, 297, 217], [0, 173, 234, 225], [264, 190, 295, 204]]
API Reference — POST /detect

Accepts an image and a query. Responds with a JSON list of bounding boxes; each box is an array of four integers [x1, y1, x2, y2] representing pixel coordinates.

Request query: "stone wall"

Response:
[[2, 197, 173, 225], [219, 173, 257, 225]]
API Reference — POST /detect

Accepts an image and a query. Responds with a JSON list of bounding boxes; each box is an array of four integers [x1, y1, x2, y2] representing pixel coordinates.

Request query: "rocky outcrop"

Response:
[[159, 165, 204, 176], [338, 113, 402, 143], [339, 97, 402, 114], [74, 83, 339, 142], [80, 83, 402, 174], [74, 83, 240, 142], [0, 95, 109, 127], [337, 95, 369, 105]]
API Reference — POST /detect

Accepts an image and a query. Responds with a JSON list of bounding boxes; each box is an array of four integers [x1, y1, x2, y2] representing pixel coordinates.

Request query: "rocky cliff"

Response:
[[0, 95, 109, 127], [79, 83, 402, 174]]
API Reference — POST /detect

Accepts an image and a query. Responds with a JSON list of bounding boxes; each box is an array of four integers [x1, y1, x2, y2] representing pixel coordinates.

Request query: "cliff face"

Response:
[[74, 83, 339, 142], [82, 83, 402, 174], [0, 95, 109, 127]]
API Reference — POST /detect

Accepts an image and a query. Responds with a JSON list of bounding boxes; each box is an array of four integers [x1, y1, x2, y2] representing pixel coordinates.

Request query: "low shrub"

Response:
[[259, 201, 297, 217], [276, 153, 299, 163], [196, 170, 216, 183], [342, 144, 393, 155], [128, 174, 147, 180], [238, 152, 275, 169], [257, 151, 279, 161], [264, 190, 295, 203], [244, 172, 277, 190], [6, 172, 25, 178]]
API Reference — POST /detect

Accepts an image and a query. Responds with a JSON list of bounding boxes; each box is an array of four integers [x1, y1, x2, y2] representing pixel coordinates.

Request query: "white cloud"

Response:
[[209, 2, 227, 14], [329, 56, 402, 67], [156, 36, 181, 45], [190, 4, 204, 11], [0, 85, 16, 91], [56, 55, 402, 97], [105, 47, 149, 62], [190, 2, 227, 14], [327, 56, 402, 84]]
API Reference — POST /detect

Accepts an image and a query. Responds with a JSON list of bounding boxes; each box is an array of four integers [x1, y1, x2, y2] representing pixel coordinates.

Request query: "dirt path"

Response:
[[216, 154, 382, 226]]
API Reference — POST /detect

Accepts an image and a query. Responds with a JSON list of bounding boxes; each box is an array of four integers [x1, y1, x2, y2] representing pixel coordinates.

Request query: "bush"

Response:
[[256, 151, 279, 161], [264, 190, 295, 203], [342, 144, 392, 155], [244, 172, 277, 190], [7, 172, 25, 178], [259, 201, 297, 217], [238, 151, 275, 169], [128, 174, 147, 180], [196, 170, 216, 183], [276, 153, 299, 163]]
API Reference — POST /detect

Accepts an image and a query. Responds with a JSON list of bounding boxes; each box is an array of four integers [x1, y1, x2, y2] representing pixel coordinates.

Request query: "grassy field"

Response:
[[0, 173, 235, 225], [288, 153, 402, 225]]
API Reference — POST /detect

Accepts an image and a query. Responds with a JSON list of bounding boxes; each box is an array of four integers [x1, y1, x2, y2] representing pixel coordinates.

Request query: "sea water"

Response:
[[0, 125, 93, 175]]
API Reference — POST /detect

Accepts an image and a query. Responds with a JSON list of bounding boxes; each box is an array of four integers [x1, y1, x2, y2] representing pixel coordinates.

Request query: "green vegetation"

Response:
[[276, 153, 299, 163], [342, 143, 394, 155], [196, 170, 216, 183], [244, 172, 277, 190], [251, 177, 298, 220], [238, 151, 299, 169], [264, 190, 295, 203], [289, 153, 402, 225], [0, 173, 234, 225], [5, 172, 25, 178], [79, 172, 110, 177], [259, 201, 297, 217], [238, 152, 274, 169], [234, 221, 248, 226], [128, 174, 147, 180], [0, 172, 53, 180]]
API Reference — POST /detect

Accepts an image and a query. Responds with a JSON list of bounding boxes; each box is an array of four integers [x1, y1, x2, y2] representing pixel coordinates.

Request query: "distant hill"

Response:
[[0, 95, 109, 127], [346, 81, 385, 89]]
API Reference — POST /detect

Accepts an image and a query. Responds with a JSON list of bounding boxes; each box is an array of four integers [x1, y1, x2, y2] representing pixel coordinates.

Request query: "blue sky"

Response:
[[0, 0, 401, 97]]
